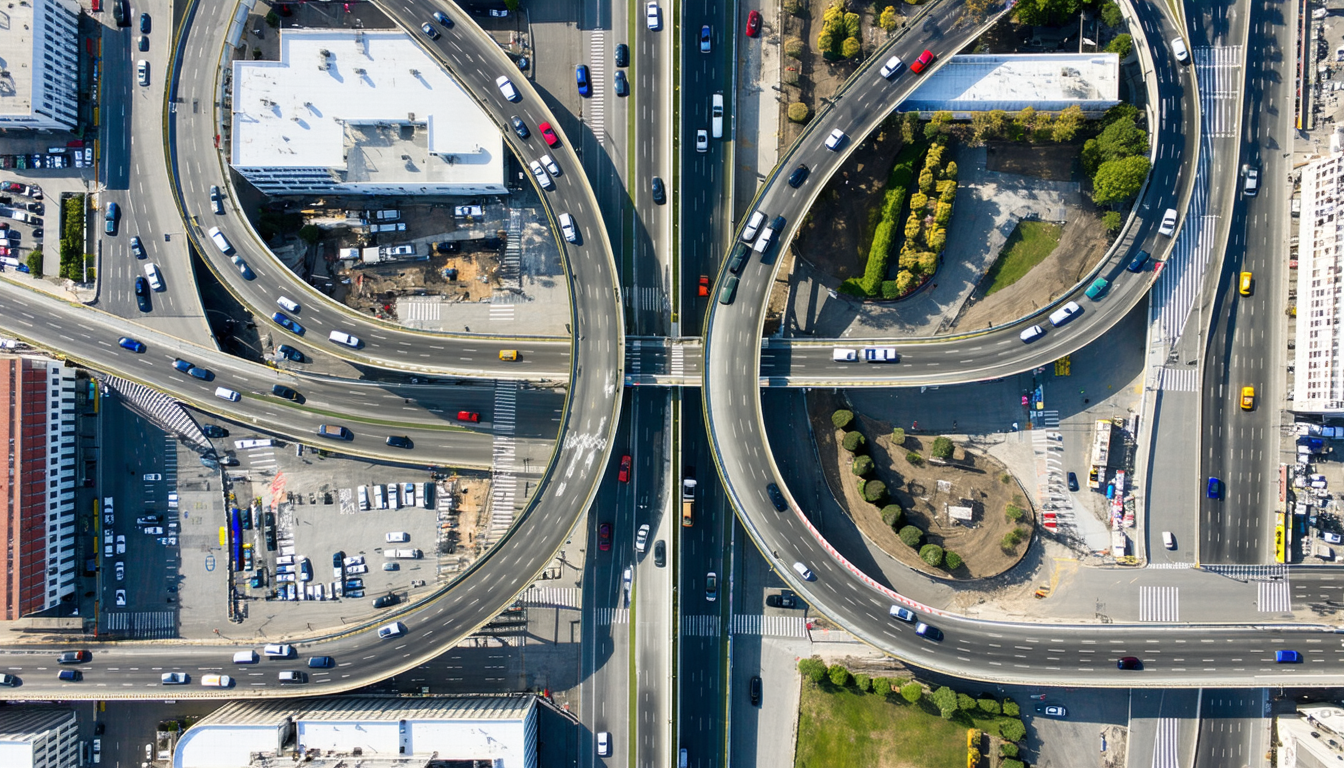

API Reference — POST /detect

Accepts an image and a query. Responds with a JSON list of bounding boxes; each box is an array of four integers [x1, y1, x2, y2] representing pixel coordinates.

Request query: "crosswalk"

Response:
[[248, 449, 278, 472], [596, 608, 629, 625], [1030, 412, 1070, 535], [489, 303, 516, 322], [1150, 717, 1180, 768], [587, 36, 606, 144], [1139, 586, 1179, 621], [399, 298, 441, 324], [681, 614, 721, 637], [1147, 561, 1195, 569], [522, 587, 581, 609], [485, 383, 519, 546], [1157, 366, 1199, 393], [103, 611, 176, 638], [1257, 580, 1292, 613], [670, 345, 684, 378], [163, 436, 178, 483], [729, 614, 809, 638], [1194, 46, 1243, 138], [500, 208, 522, 283], [1205, 564, 1288, 581], [101, 376, 211, 451], [628, 286, 663, 314]]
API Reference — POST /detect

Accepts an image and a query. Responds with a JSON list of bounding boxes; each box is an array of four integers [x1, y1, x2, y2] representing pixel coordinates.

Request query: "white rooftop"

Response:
[[905, 53, 1120, 113], [0, 1, 39, 120], [231, 30, 503, 185]]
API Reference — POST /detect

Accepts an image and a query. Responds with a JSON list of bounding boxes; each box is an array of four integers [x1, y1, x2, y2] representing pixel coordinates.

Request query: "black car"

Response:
[[202, 425, 228, 438], [1117, 656, 1142, 670], [276, 344, 304, 363], [386, 435, 414, 449], [24, 202, 43, 214], [651, 177, 666, 205], [615, 43, 629, 67], [264, 511, 275, 529], [748, 676, 762, 706], [765, 593, 799, 609], [30, 228, 42, 239], [332, 551, 345, 568], [787, 164, 810, 188], [1067, 472, 1079, 492], [139, 12, 151, 33], [436, 241, 461, 254], [765, 483, 788, 511], [271, 384, 302, 402], [653, 540, 666, 567], [138, 35, 149, 52], [510, 116, 530, 139], [134, 277, 151, 311], [614, 70, 629, 96], [372, 594, 400, 609]]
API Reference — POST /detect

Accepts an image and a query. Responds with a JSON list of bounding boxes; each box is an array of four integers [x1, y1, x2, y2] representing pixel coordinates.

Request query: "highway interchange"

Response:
[[0, 1, 1331, 765]]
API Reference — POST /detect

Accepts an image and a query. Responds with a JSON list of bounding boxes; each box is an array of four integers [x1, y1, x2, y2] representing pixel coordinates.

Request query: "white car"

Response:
[[142, 263, 163, 291], [343, 555, 366, 566], [540, 154, 561, 176], [329, 330, 361, 348], [161, 672, 188, 685], [1019, 325, 1045, 344], [832, 348, 857, 362], [741, 211, 765, 242], [137, 59, 149, 86], [277, 296, 300, 312], [879, 55, 904, 79], [143, 526, 163, 535], [825, 129, 847, 150], [115, 589, 126, 606], [347, 563, 369, 575], [792, 562, 814, 581], [496, 75, 520, 102], [1325, 532, 1343, 544], [635, 524, 650, 553], [597, 731, 611, 757], [1157, 208, 1178, 236], [115, 535, 125, 555], [695, 130, 709, 153], [143, 473, 161, 481], [377, 622, 405, 639], [646, 1, 661, 30], [862, 347, 899, 363], [529, 160, 553, 190], [115, 561, 125, 581], [558, 213, 578, 243]]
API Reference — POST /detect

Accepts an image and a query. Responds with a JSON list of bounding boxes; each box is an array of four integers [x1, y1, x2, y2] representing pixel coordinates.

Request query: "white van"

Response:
[[832, 348, 857, 362], [329, 330, 362, 348], [207, 226, 233, 254], [385, 531, 410, 543], [357, 486, 370, 512], [214, 387, 241, 402], [753, 221, 777, 254], [143, 262, 164, 291], [232, 650, 258, 664], [711, 93, 724, 139], [1161, 531, 1175, 549], [373, 484, 387, 510], [263, 643, 293, 658], [1048, 301, 1082, 327]]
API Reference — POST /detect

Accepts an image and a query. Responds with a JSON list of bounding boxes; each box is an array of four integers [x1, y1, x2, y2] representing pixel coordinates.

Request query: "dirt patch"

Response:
[[763, 249, 795, 336], [808, 391, 1034, 580], [341, 247, 503, 319], [949, 209, 1111, 331], [984, 140, 1081, 181]]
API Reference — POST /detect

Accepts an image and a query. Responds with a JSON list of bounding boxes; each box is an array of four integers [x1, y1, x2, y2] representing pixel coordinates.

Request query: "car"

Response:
[[1326, 532, 1343, 544], [1127, 249, 1151, 272], [496, 75, 520, 102], [910, 49, 935, 73], [646, 1, 661, 30], [118, 336, 146, 353], [1240, 385, 1255, 410], [614, 70, 629, 96], [635, 523, 649, 553], [329, 330, 362, 348], [271, 384, 301, 402], [456, 410, 480, 423], [889, 605, 916, 622], [539, 121, 560, 147], [863, 347, 899, 363], [1239, 271, 1253, 296], [598, 522, 612, 551], [161, 672, 188, 685], [766, 482, 788, 511], [792, 562, 814, 580], [696, 130, 709, 152], [386, 435, 414, 449], [698, 275, 710, 297], [529, 160, 553, 190], [143, 526, 163, 535], [654, 540, 666, 567], [1038, 704, 1068, 717], [57, 669, 82, 682], [718, 275, 739, 304], [433, 11, 454, 27], [1116, 656, 1142, 670], [746, 10, 762, 37], [1048, 301, 1082, 328], [383, 562, 399, 571], [1243, 164, 1260, 196], [575, 65, 591, 97], [1206, 477, 1221, 499], [559, 212, 579, 243], [115, 561, 124, 581], [787, 164, 810, 187], [58, 650, 89, 664], [263, 643, 294, 658], [134, 277, 151, 311], [130, 236, 146, 259], [1084, 277, 1110, 300], [1067, 472, 1079, 491], [880, 55, 905, 79], [105, 201, 119, 234], [510, 116, 530, 139], [372, 594, 400, 609], [344, 578, 365, 590], [307, 656, 335, 668], [276, 344, 304, 363], [749, 676, 762, 705], [420, 22, 440, 39], [619, 454, 633, 482], [202, 425, 228, 438], [270, 312, 305, 335], [1275, 649, 1303, 663], [235, 259, 255, 280], [651, 177, 666, 204], [377, 622, 405, 639], [615, 43, 629, 67], [139, 12, 150, 32], [541, 154, 561, 176], [1019, 325, 1045, 344], [1158, 208, 1178, 236], [137, 59, 149, 86], [825, 129, 846, 150], [200, 674, 232, 687], [706, 572, 718, 601], [700, 25, 712, 53], [115, 535, 126, 554], [1170, 36, 1189, 62], [597, 732, 611, 757], [914, 622, 943, 641]]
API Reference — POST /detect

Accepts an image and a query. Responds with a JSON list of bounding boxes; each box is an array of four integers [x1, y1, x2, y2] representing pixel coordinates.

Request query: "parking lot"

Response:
[[1289, 420, 1344, 563]]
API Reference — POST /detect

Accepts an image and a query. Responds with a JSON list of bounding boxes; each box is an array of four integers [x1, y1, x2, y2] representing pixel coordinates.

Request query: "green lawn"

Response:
[[796, 681, 1003, 768], [982, 220, 1063, 296]]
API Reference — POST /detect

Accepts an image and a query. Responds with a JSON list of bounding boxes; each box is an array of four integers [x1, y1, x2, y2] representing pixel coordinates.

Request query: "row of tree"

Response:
[[58, 194, 86, 281]]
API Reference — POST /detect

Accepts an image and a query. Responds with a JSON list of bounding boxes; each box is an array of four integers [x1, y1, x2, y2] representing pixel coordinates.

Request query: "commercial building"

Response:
[[0, 356, 78, 618], [173, 695, 538, 768], [0, 0, 82, 132], [0, 708, 80, 768], [1294, 152, 1344, 413], [230, 30, 508, 197], [902, 53, 1121, 116]]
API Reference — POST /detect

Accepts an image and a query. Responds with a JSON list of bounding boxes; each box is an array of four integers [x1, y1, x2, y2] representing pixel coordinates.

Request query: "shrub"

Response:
[[842, 431, 867, 453], [1002, 698, 1020, 717], [1000, 743, 1019, 758], [832, 409, 854, 429], [944, 550, 963, 570], [999, 718, 1027, 742], [899, 525, 923, 548], [931, 436, 954, 459], [954, 692, 975, 711], [798, 657, 827, 683], [943, 160, 958, 180], [977, 697, 1001, 714], [785, 37, 805, 57], [871, 677, 891, 695], [852, 455, 874, 476], [881, 504, 903, 527], [1005, 504, 1025, 522], [1103, 210, 1123, 233], [901, 682, 923, 703], [906, 450, 923, 466], [817, 28, 836, 52], [879, 5, 899, 30], [891, 427, 906, 445], [918, 167, 934, 193], [881, 280, 901, 299], [784, 0, 807, 15], [828, 664, 852, 687], [265, 10, 280, 28], [931, 686, 958, 718], [909, 191, 929, 212], [853, 673, 871, 692], [1001, 760, 1024, 768], [25, 249, 43, 277], [844, 12, 861, 38], [1108, 33, 1133, 57], [841, 36, 861, 58], [862, 480, 887, 503], [920, 544, 944, 567], [1001, 528, 1027, 551], [787, 102, 811, 123], [968, 748, 981, 764]]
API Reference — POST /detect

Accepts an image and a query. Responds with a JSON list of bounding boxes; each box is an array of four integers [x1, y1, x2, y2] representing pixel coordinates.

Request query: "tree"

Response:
[[798, 657, 827, 683], [1082, 116, 1149, 174], [862, 480, 887, 503], [1052, 105, 1085, 142], [999, 718, 1027, 742], [265, 10, 281, 28], [843, 12, 861, 38], [788, 102, 811, 123], [1107, 33, 1133, 57], [842, 431, 867, 453], [1005, 504, 1025, 522], [25, 249, 42, 277], [832, 409, 854, 429], [852, 455, 874, 476], [828, 664, 852, 686], [1003, 698, 1020, 717], [918, 167, 935, 194], [298, 224, 322, 245], [901, 682, 923, 703], [784, 0, 807, 15], [943, 160, 958, 181], [1101, 0, 1124, 26], [891, 427, 906, 445], [1092, 155, 1151, 205], [931, 686, 959, 718], [871, 677, 891, 695], [931, 436, 954, 459], [1014, 105, 1037, 135], [899, 525, 923, 548], [879, 5, 899, 31], [1002, 760, 1025, 768], [905, 450, 923, 466], [1001, 743, 1020, 757], [920, 544, 944, 567], [1103, 210, 1123, 233], [957, 692, 977, 711], [841, 37, 861, 59], [977, 696, 1001, 714], [853, 673, 871, 692], [881, 504, 903, 527], [922, 121, 943, 142], [944, 550, 963, 570]]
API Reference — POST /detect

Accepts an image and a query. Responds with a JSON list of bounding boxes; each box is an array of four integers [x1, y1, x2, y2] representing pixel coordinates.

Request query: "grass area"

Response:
[[982, 220, 1063, 296], [795, 680, 1009, 768]]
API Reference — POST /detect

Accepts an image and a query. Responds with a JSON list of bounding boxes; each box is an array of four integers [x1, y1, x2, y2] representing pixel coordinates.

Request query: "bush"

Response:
[[25, 249, 43, 277], [784, 0, 807, 15], [1003, 698, 1020, 717], [930, 436, 954, 459], [862, 479, 887, 503], [842, 431, 867, 453], [977, 697, 1001, 714], [881, 504, 903, 527], [798, 657, 827, 683], [1000, 743, 1020, 758], [1005, 504, 1025, 522], [899, 525, 923, 548], [1001, 760, 1024, 768], [968, 748, 981, 764], [832, 409, 854, 430], [944, 550, 963, 570], [956, 693, 977, 711], [1103, 210, 1124, 233], [906, 450, 923, 466], [853, 673, 871, 692], [785, 36, 806, 57], [787, 102, 811, 123], [901, 682, 923, 703], [891, 427, 906, 445], [828, 664, 852, 687], [265, 10, 280, 28], [919, 544, 944, 567], [871, 677, 890, 695], [1001, 528, 1027, 551], [879, 5, 899, 30], [931, 686, 958, 718], [881, 280, 901, 299], [843, 12, 861, 38], [1107, 32, 1133, 58], [851, 455, 874, 476], [841, 36, 861, 58], [998, 718, 1027, 742]]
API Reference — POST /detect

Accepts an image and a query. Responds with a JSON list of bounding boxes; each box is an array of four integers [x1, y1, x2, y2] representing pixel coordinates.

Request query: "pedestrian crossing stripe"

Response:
[[1139, 586, 1179, 622], [680, 615, 721, 637], [729, 614, 809, 638]]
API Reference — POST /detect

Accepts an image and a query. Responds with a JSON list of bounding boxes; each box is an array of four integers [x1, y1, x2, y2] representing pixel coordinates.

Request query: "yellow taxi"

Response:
[[1239, 271, 1253, 296], [1240, 385, 1255, 411], [498, 349, 519, 362]]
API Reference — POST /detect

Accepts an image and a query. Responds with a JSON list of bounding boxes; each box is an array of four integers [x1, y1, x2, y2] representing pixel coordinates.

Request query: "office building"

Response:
[[1294, 152, 1344, 413], [0, 708, 80, 768], [0, 0, 82, 132]]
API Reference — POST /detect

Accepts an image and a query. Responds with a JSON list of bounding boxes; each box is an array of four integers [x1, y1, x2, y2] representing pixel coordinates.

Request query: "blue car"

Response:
[[118, 336, 145, 353], [575, 64, 591, 97], [271, 312, 304, 335], [1276, 649, 1302, 663], [1206, 477, 1220, 499]]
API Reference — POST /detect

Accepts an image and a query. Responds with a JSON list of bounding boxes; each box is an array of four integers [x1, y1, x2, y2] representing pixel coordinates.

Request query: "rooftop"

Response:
[[905, 53, 1120, 112], [0, 1, 38, 121]]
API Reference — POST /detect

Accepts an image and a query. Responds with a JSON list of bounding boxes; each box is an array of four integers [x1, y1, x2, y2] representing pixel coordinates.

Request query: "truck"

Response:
[[385, 548, 422, 559], [682, 477, 697, 527], [366, 209, 401, 222], [370, 222, 406, 233], [711, 93, 724, 139]]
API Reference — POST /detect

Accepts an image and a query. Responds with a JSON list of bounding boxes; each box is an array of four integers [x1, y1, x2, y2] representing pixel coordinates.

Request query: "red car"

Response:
[[539, 121, 560, 147], [698, 276, 709, 296], [618, 454, 632, 483], [598, 522, 612, 551], [745, 9, 762, 37], [910, 49, 935, 74], [456, 410, 480, 423]]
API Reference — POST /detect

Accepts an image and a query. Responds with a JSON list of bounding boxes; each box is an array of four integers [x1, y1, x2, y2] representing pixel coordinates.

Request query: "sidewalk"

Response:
[[733, 4, 785, 220]]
